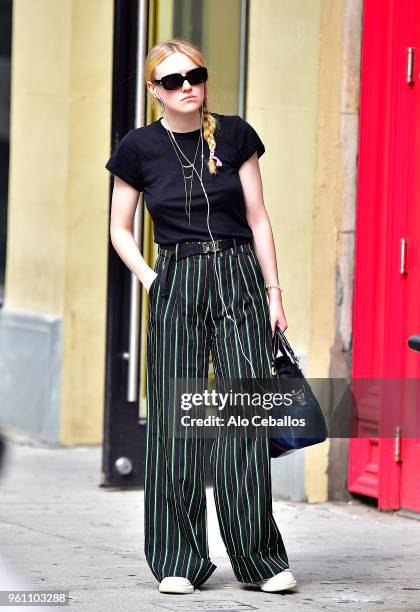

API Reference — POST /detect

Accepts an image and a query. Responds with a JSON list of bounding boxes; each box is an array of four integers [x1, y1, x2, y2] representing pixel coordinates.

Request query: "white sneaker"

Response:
[[259, 569, 297, 592], [159, 576, 195, 594]]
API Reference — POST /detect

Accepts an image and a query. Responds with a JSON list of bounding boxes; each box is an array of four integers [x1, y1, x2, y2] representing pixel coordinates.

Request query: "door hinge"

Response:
[[407, 47, 415, 84], [394, 425, 402, 463], [400, 238, 408, 274]]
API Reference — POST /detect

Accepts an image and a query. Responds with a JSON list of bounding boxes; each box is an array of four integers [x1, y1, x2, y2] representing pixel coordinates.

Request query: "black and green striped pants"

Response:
[[145, 239, 290, 587]]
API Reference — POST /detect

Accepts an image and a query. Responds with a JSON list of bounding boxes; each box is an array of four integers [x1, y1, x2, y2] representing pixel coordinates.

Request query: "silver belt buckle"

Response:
[[202, 239, 222, 253]]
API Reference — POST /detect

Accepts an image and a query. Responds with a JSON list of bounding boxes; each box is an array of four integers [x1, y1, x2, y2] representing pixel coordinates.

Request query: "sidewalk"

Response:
[[0, 435, 419, 612]]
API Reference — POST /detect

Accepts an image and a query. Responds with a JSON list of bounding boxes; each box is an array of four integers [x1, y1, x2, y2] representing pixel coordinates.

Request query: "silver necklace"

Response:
[[161, 118, 204, 225]]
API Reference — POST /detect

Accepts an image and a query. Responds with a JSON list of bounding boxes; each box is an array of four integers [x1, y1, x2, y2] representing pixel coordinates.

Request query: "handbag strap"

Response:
[[272, 326, 300, 368]]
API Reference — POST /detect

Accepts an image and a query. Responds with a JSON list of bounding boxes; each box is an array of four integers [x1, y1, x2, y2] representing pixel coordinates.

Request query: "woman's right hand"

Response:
[[145, 271, 158, 293]]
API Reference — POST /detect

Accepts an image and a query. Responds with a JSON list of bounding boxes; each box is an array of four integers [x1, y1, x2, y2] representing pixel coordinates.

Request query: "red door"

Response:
[[348, 0, 420, 511], [400, 0, 420, 512]]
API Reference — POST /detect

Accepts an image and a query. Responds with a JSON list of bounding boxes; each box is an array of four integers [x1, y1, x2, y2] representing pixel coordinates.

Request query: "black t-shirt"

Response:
[[105, 112, 265, 246]]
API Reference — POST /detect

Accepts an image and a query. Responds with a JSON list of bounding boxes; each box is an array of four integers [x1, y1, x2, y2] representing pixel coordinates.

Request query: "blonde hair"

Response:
[[144, 38, 220, 175]]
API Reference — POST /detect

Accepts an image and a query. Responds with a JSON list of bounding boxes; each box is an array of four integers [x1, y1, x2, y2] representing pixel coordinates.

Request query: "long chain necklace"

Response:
[[161, 118, 204, 226]]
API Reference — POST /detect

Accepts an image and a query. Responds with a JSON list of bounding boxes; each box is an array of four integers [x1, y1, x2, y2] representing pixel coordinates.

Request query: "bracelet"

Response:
[[265, 283, 283, 292]]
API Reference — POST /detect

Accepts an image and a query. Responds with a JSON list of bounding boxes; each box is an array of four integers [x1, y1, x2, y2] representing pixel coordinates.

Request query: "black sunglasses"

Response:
[[151, 66, 208, 91]]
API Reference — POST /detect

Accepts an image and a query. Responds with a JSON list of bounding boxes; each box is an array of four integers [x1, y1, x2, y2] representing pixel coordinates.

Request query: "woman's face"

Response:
[[147, 52, 206, 115]]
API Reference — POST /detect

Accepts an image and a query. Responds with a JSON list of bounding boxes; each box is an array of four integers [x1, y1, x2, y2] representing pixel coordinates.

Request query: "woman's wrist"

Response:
[[137, 268, 157, 291], [265, 285, 283, 302]]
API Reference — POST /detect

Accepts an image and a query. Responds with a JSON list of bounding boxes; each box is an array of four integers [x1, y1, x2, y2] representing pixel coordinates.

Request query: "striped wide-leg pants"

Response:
[[144, 239, 290, 587]]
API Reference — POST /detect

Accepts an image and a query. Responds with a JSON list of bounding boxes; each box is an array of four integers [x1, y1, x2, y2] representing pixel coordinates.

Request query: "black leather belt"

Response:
[[157, 237, 252, 296]]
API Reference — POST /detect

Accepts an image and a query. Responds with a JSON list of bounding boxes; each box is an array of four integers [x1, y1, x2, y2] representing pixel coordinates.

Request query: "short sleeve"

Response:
[[235, 115, 265, 169], [105, 129, 144, 192]]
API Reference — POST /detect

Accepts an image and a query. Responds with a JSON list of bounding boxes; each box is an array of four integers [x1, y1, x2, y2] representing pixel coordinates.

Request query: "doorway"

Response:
[[348, 0, 420, 513], [102, 0, 248, 487]]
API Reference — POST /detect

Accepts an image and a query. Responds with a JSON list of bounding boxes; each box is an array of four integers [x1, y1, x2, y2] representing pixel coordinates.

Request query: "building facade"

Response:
[[1, 0, 419, 512]]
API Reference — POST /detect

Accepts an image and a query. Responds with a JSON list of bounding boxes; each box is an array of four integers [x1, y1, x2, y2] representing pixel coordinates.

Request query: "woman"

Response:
[[105, 38, 297, 596]]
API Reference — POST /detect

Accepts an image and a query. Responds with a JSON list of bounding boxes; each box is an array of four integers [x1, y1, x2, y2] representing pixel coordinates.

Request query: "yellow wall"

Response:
[[248, 0, 348, 501], [305, 0, 346, 502], [247, 0, 322, 359], [7, 0, 114, 443], [7, 0, 348, 484], [202, 0, 242, 114]]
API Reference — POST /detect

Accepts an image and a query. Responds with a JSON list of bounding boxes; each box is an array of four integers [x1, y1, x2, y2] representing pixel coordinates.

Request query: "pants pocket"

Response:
[[237, 249, 264, 296], [248, 248, 266, 287], [148, 270, 160, 298], [148, 256, 164, 301]]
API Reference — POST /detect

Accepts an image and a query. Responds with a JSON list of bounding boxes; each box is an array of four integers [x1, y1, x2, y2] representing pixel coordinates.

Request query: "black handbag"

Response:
[[269, 326, 328, 458]]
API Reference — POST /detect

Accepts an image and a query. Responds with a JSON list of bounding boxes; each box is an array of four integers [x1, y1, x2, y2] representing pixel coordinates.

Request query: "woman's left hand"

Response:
[[267, 289, 287, 336]]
